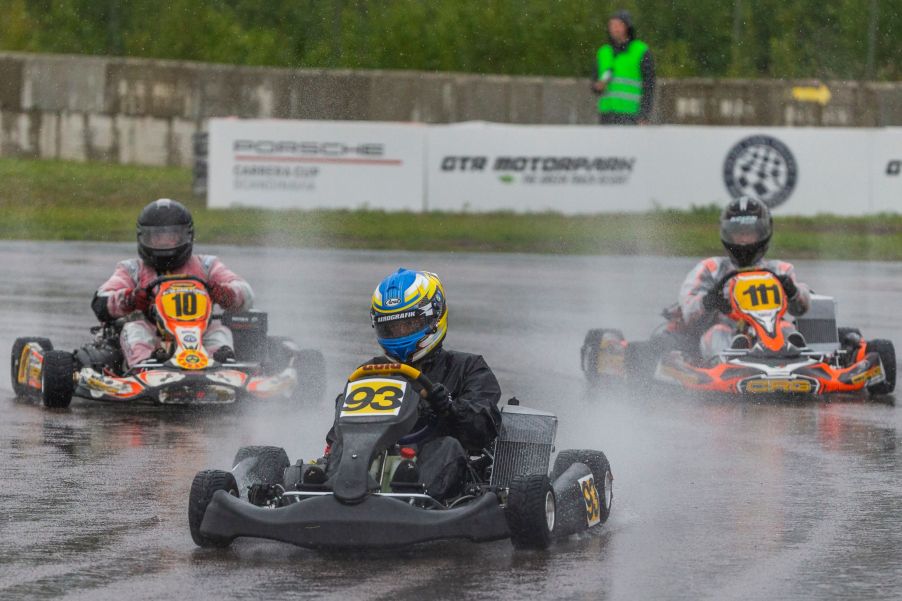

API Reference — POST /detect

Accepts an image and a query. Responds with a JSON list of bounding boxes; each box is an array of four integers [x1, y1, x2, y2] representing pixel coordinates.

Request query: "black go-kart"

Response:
[[189, 363, 613, 550]]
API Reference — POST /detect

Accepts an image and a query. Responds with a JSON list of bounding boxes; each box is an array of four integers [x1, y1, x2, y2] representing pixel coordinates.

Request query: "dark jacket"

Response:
[[327, 347, 502, 452]]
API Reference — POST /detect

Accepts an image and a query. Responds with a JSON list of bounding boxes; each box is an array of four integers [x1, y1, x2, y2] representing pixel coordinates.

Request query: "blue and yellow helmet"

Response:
[[371, 268, 448, 364]]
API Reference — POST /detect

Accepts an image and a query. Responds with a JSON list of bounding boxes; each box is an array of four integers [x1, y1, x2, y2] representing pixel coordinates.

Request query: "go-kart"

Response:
[[581, 269, 895, 398], [11, 275, 325, 408], [189, 363, 613, 550]]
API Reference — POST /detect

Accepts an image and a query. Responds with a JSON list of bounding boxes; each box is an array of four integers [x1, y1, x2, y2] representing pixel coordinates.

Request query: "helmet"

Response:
[[720, 196, 773, 267], [371, 268, 448, 364], [136, 199, 194, 272]]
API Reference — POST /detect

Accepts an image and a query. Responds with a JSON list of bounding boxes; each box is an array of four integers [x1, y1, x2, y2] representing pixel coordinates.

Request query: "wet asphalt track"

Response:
[[2, 240, 902, 600]]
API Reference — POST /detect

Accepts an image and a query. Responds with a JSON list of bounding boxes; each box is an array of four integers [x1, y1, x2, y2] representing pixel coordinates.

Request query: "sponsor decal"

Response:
[[851, 364, 884, 385], [385, 297, 401, 307], [578, 474, 602, 527], [724, 135, 798, 209], [341, 379, 407, 417], [739, 377, 817, 394], [176, 349, 209, 370], [234, 140, 386, 158], [375, 311, 417, 323], [439, 155, 636, 186]]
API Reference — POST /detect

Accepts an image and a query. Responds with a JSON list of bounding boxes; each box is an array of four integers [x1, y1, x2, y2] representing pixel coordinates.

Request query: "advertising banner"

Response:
[[427, 123, 897, 216], [207, 118, 901, 216], [207, 119, 426, 210]]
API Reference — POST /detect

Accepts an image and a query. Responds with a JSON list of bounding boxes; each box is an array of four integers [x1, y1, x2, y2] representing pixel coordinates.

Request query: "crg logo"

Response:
[[887, 160, 901, 176]]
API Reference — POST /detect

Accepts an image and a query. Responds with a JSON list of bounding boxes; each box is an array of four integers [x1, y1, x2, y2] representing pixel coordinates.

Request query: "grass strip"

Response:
[[2, 157, 901, 260]]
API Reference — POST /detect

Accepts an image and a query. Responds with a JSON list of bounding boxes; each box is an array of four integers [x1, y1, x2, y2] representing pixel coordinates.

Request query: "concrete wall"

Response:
[[0, 51, 900, 168]]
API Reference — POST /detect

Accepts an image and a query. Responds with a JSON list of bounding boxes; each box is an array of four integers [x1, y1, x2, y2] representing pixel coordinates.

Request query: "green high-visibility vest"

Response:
[[597, 39, 648, 115]]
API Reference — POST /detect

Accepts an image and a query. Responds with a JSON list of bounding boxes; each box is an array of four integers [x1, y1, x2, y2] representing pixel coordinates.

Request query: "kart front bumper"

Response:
[[200, 490, 511, 549]]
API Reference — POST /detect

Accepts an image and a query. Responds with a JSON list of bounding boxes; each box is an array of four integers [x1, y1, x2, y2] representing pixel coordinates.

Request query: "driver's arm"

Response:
[[445, 355, 502, 452], [91, 260, 140, 322], [206, 258, 254, 312], [679, 259, 718, 325], [775, 262, 811, 316]]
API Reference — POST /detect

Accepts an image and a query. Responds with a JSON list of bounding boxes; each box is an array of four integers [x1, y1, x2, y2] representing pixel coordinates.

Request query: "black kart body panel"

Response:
[[200, 490, 510, 549]]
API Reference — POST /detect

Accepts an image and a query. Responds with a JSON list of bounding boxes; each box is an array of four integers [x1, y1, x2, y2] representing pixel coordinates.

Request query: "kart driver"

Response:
[[91, 199, 254, 370], [325, 268, 502, 502], [679, 196, 811, 358]]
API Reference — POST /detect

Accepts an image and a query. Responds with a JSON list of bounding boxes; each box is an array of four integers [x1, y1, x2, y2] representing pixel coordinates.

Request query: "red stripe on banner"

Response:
[[234, 155, 402, 166]]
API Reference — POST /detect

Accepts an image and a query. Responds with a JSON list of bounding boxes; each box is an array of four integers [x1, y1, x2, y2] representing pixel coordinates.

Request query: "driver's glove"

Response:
[[702, 288, 731, 314], [123, 288, 150, 313], [777, 274, 799, 299], [211, 284, 238, 309], [426, 383, 453, 417]]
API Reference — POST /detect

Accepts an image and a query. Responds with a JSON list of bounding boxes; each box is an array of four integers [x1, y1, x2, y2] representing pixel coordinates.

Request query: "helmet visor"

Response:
[[138, 224, 192, 250], [374, 311, 430, 339], [721, 215, 770, 246]]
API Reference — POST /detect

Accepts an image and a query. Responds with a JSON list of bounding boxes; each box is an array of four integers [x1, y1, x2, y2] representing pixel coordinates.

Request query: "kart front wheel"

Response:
[[189, 470, 239, 548], [232, 445, 290, 486], [41, 350, 75, 408], [866, 339, 896, 396], [506, 474, 556, 550], [10, 337, 53, 398], [551, 449, 613, 524]]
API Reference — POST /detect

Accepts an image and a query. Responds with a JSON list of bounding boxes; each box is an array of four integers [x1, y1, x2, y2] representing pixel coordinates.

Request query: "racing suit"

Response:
[[92, 255, 254, 368], [326, 347, 502, 501], [679, 257, 811, 358]]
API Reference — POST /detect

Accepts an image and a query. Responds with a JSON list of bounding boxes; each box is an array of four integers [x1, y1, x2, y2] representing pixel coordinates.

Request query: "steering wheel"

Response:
[[347, 363, 438, 445], [143, 274, 211, 297], [712, 267, 782, 297]]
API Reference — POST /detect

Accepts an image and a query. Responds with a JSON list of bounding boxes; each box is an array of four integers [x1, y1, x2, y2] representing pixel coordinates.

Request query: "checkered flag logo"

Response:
[[723, 135, 798, 209]]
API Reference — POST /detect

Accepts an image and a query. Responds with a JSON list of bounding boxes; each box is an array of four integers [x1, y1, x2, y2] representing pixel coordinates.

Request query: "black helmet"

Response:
[[136, 199, 194, 272], [720, 196, 773, 267]]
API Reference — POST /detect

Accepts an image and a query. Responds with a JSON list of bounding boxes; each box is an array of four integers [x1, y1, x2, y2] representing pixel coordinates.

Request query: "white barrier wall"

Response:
[[208, 119, 902, 216]]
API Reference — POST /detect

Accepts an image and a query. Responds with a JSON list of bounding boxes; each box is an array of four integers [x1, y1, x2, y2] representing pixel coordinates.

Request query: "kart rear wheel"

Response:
[[232, 446, 290, 486], [10, 337, 53, 398], [866, 339, 896, 396], [41, 350, 75, 408], [189, 469, 239, 548], [506, 474, 556, 550], [551, 449, 613, 524]]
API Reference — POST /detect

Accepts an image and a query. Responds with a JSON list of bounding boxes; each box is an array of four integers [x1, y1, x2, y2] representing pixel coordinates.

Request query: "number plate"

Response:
[[341, 378, 407, 417], [732, 275, 783, 312], [160, 289, 209, 321]]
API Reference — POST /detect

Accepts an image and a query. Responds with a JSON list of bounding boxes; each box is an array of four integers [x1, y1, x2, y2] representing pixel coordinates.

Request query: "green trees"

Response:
[[0, 0, 897, 80]]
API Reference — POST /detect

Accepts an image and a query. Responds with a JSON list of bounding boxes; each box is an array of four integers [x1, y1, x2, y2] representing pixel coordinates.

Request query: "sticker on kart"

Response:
[[341, 378, 407, 417], [732, 274, 783, 312], [578, 474, 601, 527]]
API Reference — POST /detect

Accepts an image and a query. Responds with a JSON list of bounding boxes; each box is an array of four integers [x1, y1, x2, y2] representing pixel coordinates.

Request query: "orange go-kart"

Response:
[[11, 275, 325, 408], [581, 269, 895, 398]]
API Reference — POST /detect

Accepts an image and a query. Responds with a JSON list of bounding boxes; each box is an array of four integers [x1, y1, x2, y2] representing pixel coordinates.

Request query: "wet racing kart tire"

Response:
[[551, 449, 613, 524], [232, 446, 290, 486], [10, 337, 52, 397], [506, 474, 556, 550], [41, 350, 75, 408], [189, 469, 239, 548], [581, 329, 625, 383], [866, 339, 896, 395]]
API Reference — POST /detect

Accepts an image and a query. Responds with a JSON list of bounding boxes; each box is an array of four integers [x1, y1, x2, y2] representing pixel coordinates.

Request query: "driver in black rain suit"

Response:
[[325, 268, 501, 502]]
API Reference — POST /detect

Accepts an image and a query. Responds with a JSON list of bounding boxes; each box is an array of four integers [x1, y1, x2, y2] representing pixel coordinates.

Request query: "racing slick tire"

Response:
[[551, 449, 613, 524], [506, 474, 556, 550], [189, 469, 239, 548], [10, 337, 53, 398], [41, 350, 75, 408], [865, 339, 896, 396], [232, 446, 290, 486]]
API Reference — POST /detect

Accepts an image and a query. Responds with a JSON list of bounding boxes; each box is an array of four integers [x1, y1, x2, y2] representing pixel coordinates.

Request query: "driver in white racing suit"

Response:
[[679, 196, 811, 359], [91, 199, 254, 370]]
